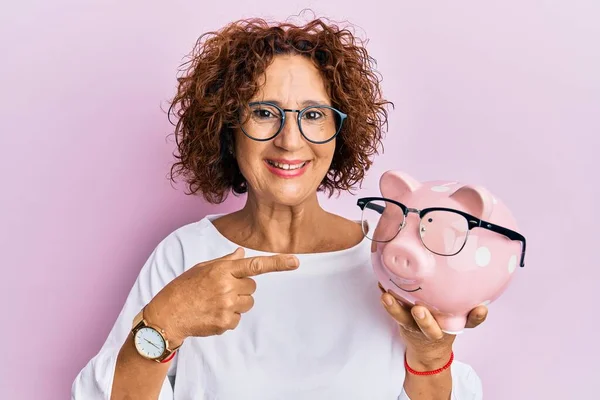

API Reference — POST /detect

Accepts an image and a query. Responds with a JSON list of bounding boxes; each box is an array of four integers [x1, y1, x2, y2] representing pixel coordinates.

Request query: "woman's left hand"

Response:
[[380, 287, 488, 368]]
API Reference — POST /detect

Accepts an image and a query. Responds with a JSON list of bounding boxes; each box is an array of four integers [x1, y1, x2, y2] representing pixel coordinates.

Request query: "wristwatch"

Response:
[[131, 308, 182, 363]]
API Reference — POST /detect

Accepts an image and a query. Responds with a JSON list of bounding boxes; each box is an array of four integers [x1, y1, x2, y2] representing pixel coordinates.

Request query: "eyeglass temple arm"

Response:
[[356, 198, 386, 214], [478, 220, 527, 268]]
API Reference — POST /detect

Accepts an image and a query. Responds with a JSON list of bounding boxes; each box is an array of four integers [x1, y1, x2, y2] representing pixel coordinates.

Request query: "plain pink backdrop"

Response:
[[1, 1, 598, 399]]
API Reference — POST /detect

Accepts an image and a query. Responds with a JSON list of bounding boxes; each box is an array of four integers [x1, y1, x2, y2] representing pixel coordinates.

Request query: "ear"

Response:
[[379, 170, 421, 199], [449, 185, 494, 220]]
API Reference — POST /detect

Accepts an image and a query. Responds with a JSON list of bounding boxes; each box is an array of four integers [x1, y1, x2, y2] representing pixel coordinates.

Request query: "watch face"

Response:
[[134, 327, 166, 359]]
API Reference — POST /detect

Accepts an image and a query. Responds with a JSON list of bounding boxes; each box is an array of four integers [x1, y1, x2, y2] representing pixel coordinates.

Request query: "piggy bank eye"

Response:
[[427, 217, 433, 223]]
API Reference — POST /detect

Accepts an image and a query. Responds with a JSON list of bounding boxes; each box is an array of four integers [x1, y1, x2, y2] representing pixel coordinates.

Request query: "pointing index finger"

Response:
[[230, 254, 299, 278]]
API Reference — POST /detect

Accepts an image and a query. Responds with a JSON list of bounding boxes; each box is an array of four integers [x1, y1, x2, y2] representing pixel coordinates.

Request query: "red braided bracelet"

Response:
[[404, 351, 454, 376]]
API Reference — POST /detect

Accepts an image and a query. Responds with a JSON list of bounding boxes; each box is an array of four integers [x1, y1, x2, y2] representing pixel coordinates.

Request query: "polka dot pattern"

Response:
[[508, 255, 517, 274], [475, 246, 491, 267]]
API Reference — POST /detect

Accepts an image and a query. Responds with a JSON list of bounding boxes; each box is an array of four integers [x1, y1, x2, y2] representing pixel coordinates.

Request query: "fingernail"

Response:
[[383, 295, 393, 307], [285, 255, 298, 266], [414, 309, 425, 319]]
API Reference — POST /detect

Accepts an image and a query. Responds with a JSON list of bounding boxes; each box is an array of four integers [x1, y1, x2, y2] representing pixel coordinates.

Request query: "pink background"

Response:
[[1, 1, 598, 399]]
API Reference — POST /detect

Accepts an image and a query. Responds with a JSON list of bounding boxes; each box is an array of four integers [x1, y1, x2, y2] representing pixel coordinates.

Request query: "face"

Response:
[[234, 54, 336, 206]]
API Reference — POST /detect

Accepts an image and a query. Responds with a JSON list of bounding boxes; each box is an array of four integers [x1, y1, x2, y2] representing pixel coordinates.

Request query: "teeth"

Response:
[[268, 161, 306, 170]]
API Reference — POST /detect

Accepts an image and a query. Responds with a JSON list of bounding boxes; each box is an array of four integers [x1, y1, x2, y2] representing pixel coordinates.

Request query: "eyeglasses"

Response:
[[239, 101, 347, 144], [356, 197, 527, 268]]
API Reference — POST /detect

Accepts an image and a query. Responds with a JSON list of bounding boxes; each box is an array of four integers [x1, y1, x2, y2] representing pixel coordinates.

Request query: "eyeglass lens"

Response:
[[242, 103, 342, 142], [361, 199, 469, 256]]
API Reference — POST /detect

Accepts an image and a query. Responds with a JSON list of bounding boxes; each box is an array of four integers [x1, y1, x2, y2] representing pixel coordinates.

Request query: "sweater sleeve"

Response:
[[71, 232, 185, 400], [397, 359, 483, 400]]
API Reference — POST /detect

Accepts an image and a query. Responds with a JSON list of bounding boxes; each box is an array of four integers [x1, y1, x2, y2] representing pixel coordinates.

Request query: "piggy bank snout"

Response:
[[381, 241, 432, 280]]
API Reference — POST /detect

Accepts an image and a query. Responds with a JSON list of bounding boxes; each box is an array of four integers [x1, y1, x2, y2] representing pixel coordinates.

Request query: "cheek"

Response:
[[234, 135, 264, 168], [313, 142, 335, 166]]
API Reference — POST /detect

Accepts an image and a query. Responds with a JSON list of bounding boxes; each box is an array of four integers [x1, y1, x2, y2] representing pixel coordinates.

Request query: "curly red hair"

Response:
[[168, 16, 392, 204]]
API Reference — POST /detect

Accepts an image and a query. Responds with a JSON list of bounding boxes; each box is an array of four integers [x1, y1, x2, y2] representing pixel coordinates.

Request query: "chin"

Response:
[[268, 185, 314, 206], [242, 161, 328, 206]]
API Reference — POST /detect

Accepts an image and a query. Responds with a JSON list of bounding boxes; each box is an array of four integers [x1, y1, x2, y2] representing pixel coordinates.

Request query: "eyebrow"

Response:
[[251, 99, 331, 108]]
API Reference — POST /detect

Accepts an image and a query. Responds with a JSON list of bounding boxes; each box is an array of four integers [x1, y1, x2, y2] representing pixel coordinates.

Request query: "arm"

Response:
[[110, 313, 177, 400], [71, 233, 183, 400], [380, 292, 486, 400], [401, 348, 453, 399], [398, 351, 482, 400], [71, 235, 296, 399]]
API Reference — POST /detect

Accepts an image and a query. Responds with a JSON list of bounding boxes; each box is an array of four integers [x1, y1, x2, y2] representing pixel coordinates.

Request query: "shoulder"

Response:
[[153, 218, 205, 254], [149, 214, 230, 272]]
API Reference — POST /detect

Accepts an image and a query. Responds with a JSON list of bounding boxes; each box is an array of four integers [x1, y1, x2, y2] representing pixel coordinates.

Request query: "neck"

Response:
[[235, 190, 328, 253]]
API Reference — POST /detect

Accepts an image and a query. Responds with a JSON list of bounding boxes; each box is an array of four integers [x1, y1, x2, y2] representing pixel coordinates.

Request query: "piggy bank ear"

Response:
[[379, 170, 421, 199], [449, 185, 493, 220]]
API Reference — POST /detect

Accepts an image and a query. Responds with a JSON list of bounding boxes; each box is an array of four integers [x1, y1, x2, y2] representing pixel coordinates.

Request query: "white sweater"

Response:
[[71, 214, 482, 399]]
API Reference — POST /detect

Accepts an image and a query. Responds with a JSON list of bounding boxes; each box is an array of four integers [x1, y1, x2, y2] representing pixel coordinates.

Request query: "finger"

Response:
[[235, 295, 255, 313], [191, 248, 245, 270], [225, 312, 241, 331], [230, 254, 299, 278], [220, 247, 245, 261], [465, 305, 488, 328], [381, 293, 415, 328], [411, 306, 444, 341], [237, 277, 257, 295]]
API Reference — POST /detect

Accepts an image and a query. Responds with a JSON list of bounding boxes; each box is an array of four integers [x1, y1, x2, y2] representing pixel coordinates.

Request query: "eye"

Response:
[[303, 110, 324, 120], [427, 218, 433, 223], [252, 109, 275, 119]]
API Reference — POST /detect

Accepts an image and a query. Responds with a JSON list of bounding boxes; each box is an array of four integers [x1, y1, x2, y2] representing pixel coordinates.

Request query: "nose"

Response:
[[381, 239, 433, 281], [272, 114, 304, 151]]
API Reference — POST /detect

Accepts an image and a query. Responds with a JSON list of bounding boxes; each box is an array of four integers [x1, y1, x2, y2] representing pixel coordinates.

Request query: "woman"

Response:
[[72, 17, 487, 399]]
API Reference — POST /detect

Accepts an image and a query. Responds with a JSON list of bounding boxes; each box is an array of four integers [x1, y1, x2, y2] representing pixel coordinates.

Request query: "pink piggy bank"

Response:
[[357, 170, 527, 334]]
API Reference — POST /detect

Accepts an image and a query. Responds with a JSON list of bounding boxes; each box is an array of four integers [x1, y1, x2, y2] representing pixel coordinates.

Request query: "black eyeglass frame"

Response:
[[239, 101, 348, 144], [356, 196, 527, 268]]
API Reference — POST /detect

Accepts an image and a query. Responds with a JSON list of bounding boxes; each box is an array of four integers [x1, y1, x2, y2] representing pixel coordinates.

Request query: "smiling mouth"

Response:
[[389, 279, 422, 293], [266, 160, 308, 170]]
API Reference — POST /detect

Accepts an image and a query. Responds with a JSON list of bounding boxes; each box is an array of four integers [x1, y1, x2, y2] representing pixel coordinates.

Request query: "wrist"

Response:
[[144, 294, 185, 348], [405, 345, 453, 371]]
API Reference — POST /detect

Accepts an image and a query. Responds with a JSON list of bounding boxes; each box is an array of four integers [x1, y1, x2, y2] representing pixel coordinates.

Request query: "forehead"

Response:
[[252, 54, 330, 105]]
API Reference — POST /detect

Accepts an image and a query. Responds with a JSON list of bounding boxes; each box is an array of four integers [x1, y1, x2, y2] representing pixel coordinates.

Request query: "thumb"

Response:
[[381, 293, 414, 328]]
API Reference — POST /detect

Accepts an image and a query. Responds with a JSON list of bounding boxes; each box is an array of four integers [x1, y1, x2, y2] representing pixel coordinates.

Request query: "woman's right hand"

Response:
[[144, 247, 299, 345]]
